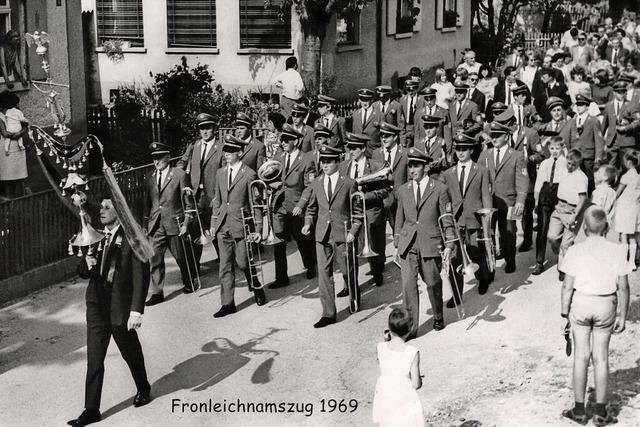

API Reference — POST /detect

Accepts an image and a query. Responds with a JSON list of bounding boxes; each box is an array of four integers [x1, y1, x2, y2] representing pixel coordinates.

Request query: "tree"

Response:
[[266, 1, 376, 92]]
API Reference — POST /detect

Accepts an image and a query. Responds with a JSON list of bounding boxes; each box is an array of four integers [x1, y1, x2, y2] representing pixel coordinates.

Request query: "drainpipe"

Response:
[[376, 0, 382, 85]]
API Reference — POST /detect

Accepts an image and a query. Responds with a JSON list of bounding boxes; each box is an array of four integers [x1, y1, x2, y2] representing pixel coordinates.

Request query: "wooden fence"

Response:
[[523, 32, 563, 52], [0, 162, 154, 280]]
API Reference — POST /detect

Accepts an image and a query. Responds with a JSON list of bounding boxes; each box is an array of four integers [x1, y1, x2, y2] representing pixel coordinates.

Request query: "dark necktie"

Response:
[[507, 86, 511, 104], [457, 101, 463, 119], [228, 167, 233, 189], [459, 165, 466, 196], [100, 232, 112, 275], [415, 181, 421, 207], [495, 148, 501, 167], [157, 172, 162, 194], [550, 158, 557, 183], [200, 142, 208, 168], [518, 106, 523, 127], [362, 108, 368, 125], [428, 106, 433, 116], [409, 96, 415, 124], [324, 117, 329, 127], [326, 176, 333, 201], [553, 121, 559, 132], [285, 153, 291, 174], [353, 163, 359, 179], [386, 149, 392, 167], [612, 49, 618, 64]]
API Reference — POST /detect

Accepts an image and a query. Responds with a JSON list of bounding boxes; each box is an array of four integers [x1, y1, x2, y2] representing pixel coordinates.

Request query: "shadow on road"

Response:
[[587, 357, 640, 419], [101, 328, 283, 421]]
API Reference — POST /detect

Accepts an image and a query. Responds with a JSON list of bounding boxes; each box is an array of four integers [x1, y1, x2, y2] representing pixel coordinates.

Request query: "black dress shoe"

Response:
[[133, 390, 151, 407], [433, 319, 445, 331], [478, 281, 489, 295], [67, 408, 101, 426], [374, 274, 384, 287], [182, 285, 194, 294], [313, 316, 336, 328], [518, 242, 532, 252], [505, 261, 516, 274], [531, 263, 544, 275], [336, 288, 349, 298], [213, 304, 237, 318], [559, 272, 565, 281], [446, 297, 462, 308], [268, 280, 290, 289], [365, 270, 374, 276], [306, 268, 317, 279], [145, 293, 164, 306], [254, 288, 267, 306]]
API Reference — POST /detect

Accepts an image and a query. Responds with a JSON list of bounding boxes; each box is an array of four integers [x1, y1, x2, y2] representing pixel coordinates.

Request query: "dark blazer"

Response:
[[373, 99, 402, 126], [394, 178, 454, 258], [417, 135, 451, 177], [571, 114, 605, 160], [511, 126, 543, 193], [275, 150, 316, 214], [79, 226, 150, 326], [143, 167, 193, 235], [442, 163, 493, 229], [211, 164, 262, 239], [371, 145, 408, 213], [448, 98, 480, 135], [541, 119, 580, 151], [506, 104, 538, 129], [398, 94, 426, 133], [238, 137, 266, 172], [351, 106, 383, 155], [177, 137, 224, 208], [545, 81, 571, 110], [602, 100, 640, 148], [304, 174, 362, 243], [315, 115, 346, 149], [468, 87, 486, 113], [605, 46, 629, 66], [413, 104, 450, 142], [478, 147, 529, 206], [339, 158, 389, 225], [493, 79, 529, 105], [292, 123, 315, 153]]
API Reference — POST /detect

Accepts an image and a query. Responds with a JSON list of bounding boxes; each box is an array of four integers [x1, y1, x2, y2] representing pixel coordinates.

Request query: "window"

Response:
[[386, 0, 421, 36], [337, 11, 359, 46], [436, 0, 463, 31], [96, 0, 144, 47], [0, 0, 34, 89], [239, 0, 291, 49], [396, 0, 414, 34], [167, 0, 216, 48]]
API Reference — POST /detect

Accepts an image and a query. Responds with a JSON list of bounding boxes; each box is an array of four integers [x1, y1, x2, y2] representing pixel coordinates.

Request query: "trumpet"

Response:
[[350, 165, 392, 258], [438, 213, 479, 276], [249, 160, 284, 246], [343, 220, 360, 313], [241, 208, 264, 291], [476, 207, 497, 273], [174, 216, 201, 292], [181, 187, 210, 246]]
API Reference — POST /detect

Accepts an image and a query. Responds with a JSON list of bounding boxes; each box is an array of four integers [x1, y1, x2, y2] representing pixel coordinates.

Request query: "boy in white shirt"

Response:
[[547, 149, 588, 281], [560, 206, 630, 426], [591, 164, 617, 222]]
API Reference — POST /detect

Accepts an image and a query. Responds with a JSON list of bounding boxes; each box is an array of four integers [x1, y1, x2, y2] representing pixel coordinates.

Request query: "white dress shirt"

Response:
[[156, 166, 169, 188], [274, 68, 304, 100], [384, 144, 398, 166], [227, 161, 242, 183], [494, 145, 508, 166], [414, 175, 430, 203], [200, 138, 214, 161]]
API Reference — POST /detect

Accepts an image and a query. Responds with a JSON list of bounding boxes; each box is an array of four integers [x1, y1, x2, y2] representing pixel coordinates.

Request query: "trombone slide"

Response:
[[343, 220, 360, 313]]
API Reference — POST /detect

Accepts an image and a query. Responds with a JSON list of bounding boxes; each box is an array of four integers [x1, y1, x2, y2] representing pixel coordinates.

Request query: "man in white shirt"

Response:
[[274, 56, 304, 117], [560, 206, 630, 425], [547, 149, 588, 281]]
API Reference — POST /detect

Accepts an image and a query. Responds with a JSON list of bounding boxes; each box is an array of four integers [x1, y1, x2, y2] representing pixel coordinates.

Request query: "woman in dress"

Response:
[[430, 68, 455, 110], [591, 69, 614, 114], [476, 63, 499, 103], [567, 65, 591, 104], [613, 150, 640, 270], [521, 55, 539, 92], [0, 90, 28, 200], [372, 308, 425, 427]]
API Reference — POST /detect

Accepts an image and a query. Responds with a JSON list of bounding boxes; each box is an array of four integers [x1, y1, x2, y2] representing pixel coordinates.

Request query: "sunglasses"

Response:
[[469, 78, 478, 82], [578, 38, 586, 41]]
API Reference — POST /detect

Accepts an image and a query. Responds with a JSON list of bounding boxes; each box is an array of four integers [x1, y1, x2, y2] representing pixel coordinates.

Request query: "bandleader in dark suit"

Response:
[[395, 147, 455, 338], [210, 135, 267, 317], [398, 80, 425, 148], [477, 122, 529, 273], [143, 143, 194, 306], [67, 197, 151, 427], [351, 88, 383, 157], [302, 145, 362, 328]]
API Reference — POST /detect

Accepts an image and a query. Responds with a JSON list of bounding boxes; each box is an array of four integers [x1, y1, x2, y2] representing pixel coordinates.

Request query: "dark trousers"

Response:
[[359, 219, 386, 280], [274, 213, 316, 283], [582, 158, 595, 196], [492, 198, 517, 267], [316, 239, 357, 318], [216, 225, 257, 306], [384, 197, 398, 233], [149, 224, 194, 294], [85, 305, 149, 410], [609, 146, 634, 180], [400, 249, 442, 336], [451, 228, 492, 302], [522, 193, 535, 245], [536, 203, 555, 264]]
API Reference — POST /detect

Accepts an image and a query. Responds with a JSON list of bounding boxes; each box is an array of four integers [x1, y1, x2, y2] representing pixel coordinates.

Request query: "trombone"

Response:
[[343, 220, 360, 313], [241, 208, 265, 291], [438, 213, 479, 276], [181, 187, 211, 246], [249, 160, 283, 246], [350, 165, 392, 258], [174, 216, 201, 292], [476, 207, 497, 273]]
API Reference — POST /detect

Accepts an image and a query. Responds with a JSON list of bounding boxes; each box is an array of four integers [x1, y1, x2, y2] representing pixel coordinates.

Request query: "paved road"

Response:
[[1, 229, 640, 426]]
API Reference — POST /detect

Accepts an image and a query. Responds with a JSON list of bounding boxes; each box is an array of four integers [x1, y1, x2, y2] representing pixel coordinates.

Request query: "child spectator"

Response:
[[372, 308, 425, 427], [561, 206, 630, 426], [3, 92, 27, 156], [532, 135, 567, 275], [613, 150, 640, 270], [591, 164, 617, 223], [547, 149, 589, 281]]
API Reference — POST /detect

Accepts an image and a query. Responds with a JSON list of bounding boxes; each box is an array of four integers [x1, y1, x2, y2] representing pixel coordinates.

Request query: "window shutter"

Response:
[[239, 0, 290, 49], [387, 0, 397, 35], [412, 0, 422, 32], [167, 0, 216, 48], [25, 0, 48, 81], [96, 0, 144, 47], [456, 0, 463, 27]]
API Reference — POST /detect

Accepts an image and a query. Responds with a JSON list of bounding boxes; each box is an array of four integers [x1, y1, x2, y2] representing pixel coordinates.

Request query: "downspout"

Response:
[[376, 0, 382, 85]]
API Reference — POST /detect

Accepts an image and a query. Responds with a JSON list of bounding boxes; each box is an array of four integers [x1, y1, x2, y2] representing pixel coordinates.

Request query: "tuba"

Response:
[[476, 208, 497, 273], [250, 160, 283, 246], [438, 213, 479, 277]]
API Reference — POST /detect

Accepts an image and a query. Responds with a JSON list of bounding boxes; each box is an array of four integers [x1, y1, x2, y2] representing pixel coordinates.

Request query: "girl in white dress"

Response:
[[372, 308, 425, 427], [613, 150, 640, 269]]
